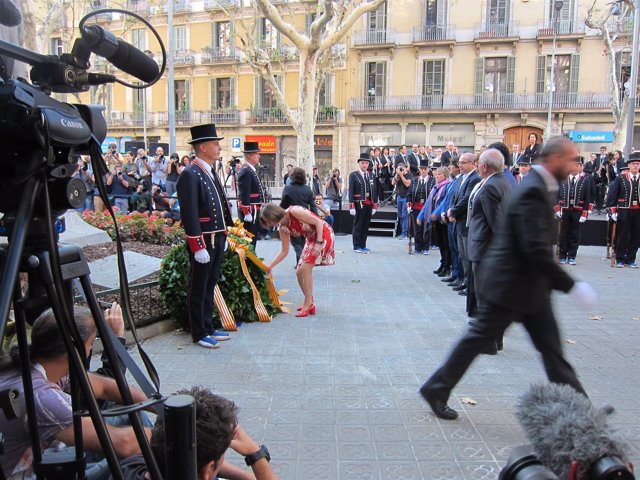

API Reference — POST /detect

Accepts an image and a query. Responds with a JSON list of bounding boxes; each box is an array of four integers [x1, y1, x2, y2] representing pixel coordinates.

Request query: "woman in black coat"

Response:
[[523, 132, 542, 161]]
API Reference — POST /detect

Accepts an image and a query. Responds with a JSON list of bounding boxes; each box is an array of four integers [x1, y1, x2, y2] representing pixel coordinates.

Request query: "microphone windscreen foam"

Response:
[[0, 0, 22, 26]]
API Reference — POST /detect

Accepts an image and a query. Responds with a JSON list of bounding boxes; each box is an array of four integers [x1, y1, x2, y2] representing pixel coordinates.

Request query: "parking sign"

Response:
[[231, 137, 241, 151]]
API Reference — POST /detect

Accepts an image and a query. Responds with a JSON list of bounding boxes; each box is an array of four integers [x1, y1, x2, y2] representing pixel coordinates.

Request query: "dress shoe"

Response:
[[457, 289, 467, 296], [433, 266, 444, 274], [441, 275, 456, 283], [437, 269, 451, 278], [496, 341, 504, 351], [452, 283, 466, 291], [419, 385, 459, 420], [448, 279, 463, 288]]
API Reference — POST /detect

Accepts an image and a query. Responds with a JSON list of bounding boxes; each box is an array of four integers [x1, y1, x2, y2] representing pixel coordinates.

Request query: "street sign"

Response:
[[231, 137, 241, 151], [568, 130, 614, 143]]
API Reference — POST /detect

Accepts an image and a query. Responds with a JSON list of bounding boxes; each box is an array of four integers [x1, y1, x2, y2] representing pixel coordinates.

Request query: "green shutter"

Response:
[[255, 77, 262, 109], [569, 53, 580, 93], [230, 77, 236, 108], [185, 80, 191, 110], [506, 56, 515, 94], [475, 57, 484, 96], [211, 23, 217, 48], [211, 79, 218, 109], [536, 55, 546, 94]]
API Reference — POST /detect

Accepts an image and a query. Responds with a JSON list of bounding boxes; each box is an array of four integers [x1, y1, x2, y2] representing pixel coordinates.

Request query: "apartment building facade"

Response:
[[45, 0, 637, 182]]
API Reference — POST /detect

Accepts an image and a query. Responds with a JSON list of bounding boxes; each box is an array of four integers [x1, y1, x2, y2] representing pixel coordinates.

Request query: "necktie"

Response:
[[570, 176, 576, 202]]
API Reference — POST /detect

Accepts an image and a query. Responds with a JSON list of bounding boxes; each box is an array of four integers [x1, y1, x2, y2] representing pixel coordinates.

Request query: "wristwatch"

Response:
[[244, 445, 270, 466]]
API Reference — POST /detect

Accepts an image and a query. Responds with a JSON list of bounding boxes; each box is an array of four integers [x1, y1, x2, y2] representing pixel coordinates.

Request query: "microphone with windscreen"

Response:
[[80, 24, 159, 83], [0, 0, 22, 27]]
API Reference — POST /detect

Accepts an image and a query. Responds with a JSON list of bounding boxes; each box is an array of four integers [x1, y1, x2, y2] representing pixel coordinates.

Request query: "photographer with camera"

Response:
[[324, 168, 343, 209], [237, 142, 267, 247], [130, 183, 152, 214], [106, 165, 132, 214], [73, 156, 95, 212], [165, 153, 181, 196], [150, 146, 168, 191], [392, 162, 413, 239], [133, 148, 152, 190], [104, 142, 123, 169]]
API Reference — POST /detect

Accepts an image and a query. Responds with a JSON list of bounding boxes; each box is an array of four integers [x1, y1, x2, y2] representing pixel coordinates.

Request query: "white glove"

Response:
[[349, 208, 356, 216], [372, 209, 377, 215], [555, 211, 562, 219], [579, 216, 587, 224], [194, 249, 210, 264], [407, 206, 411, 213], [569, 281, 597, 310], [244, 213, 253, 223], [611, 213, 617, 222]]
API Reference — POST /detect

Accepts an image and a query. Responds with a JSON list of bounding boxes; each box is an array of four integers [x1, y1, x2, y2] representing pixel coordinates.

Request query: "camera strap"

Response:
[[89, 140, 161, 394]]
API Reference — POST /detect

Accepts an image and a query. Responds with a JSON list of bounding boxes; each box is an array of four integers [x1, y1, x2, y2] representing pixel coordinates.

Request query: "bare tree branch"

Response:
[[319, 0, 384, 53], [254, 0, 306, 51]]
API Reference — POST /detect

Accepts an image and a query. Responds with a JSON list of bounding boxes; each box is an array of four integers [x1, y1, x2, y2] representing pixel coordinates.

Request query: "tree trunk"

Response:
[[612, 100, 628, 151], [295, 51, 320, 172]]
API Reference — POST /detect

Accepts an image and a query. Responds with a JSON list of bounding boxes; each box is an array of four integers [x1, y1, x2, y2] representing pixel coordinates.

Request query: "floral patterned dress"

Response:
[[281, 206, 336, 266]]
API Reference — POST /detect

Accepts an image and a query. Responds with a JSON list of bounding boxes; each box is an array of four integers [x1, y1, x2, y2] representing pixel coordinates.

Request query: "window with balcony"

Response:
[[536, 54, 579, 95], [487, 0, 509, 25], [50, 37, 64, 56], [475, 56, 515, 104], [365, 61, 386, 108], [422, 59, 445, 107], [131, 28, 146, 51], [548, 0, 575, 22], [211, 77, 236, 109], [318, 74, 333, 108], [615, 51, 640, 101], [425, 0, 446, 26], [256, 76, 283, 110], [257, 18, 282, 52], [90, 84, 112, 113], [174, 25, 187, 52], [365, 1, 387, 43], [175, 79, 191, 119], [213, 21, 234, 56]]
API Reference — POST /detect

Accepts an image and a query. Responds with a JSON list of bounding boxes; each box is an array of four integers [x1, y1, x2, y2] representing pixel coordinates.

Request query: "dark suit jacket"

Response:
[[280, 183, 318, 215], [440, 150, 457, 167], [524, 143, 542, 160], [476, 169, 575, 313], [450, 170, 481, 232], [406, 151, 420, 176], [467, 172, 513, 263]]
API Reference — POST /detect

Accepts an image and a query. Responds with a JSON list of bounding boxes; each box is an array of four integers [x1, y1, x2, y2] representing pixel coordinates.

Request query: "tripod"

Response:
[[0, 175, 162, 479]]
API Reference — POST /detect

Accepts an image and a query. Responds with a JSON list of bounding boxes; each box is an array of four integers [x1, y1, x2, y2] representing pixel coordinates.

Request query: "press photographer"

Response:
[[323, 168, 343, 209], [134, 148, 152, 190], [106, 166, 132, 213], [104, 143, 123, 168], [130, 183, 152, 214], [165, 153, 180, 196], [150, 147, 168, 191], [392, 163, 413, 239]]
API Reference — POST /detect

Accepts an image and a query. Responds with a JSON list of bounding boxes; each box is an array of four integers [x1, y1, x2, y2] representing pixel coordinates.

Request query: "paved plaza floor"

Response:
[[135, 236, 640, 479]]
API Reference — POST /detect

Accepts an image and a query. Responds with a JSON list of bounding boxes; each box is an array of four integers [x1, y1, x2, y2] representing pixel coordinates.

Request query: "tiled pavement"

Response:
[[134, 236, 640, 479]]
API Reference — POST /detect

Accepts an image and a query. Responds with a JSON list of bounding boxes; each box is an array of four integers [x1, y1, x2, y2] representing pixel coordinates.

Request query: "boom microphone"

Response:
[[80, 24, 159, 83], [0, 0, 22, 27], [516, 383, 633, 480]]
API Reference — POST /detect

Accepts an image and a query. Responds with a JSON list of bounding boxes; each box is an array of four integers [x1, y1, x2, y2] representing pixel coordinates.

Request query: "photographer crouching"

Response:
[[106, 166, 132, 214]]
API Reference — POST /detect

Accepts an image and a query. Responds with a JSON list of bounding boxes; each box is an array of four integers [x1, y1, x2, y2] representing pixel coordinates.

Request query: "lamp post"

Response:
[[623, 1, 640, 159], [167, 0, 176, 154], [546, 0, 564, 141]]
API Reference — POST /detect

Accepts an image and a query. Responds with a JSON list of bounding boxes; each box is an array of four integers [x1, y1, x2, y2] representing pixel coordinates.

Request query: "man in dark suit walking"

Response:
[[466, 149, 514, 320], [419, 137, 597, 420], [177, 124, 234, 349], [447, 153, 480, 295]]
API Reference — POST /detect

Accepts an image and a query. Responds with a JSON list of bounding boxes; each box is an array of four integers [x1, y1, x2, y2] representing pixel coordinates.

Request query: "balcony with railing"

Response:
[[316, 107, 339, 124], [201, 47, 240, 63], [353, 28, 395, 47], [204, 0, 239, 9], [349, 92, 621, 113], [474, 20, 519, 40], [126, 0, 150, 15], [265, 45, 299, 62], [536, 19, 585, 38], [162, 0, 191, 14], [249, 107, 288, 124], [174, 50, 196, 66], [606, 15, 634, 36], [413, 24, 456, 44]]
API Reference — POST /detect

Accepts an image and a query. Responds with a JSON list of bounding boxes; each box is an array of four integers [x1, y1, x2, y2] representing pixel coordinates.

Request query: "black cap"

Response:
[[518, 155, 532, 165], [188, 123, 224, 144]]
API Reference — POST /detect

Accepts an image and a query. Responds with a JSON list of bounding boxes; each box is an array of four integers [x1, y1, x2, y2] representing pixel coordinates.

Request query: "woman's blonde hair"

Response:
[[260, 203, 286, 228]]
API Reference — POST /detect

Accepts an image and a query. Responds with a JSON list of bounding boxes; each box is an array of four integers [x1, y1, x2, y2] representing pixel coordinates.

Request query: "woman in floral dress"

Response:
[[260, 203, 335, 317]]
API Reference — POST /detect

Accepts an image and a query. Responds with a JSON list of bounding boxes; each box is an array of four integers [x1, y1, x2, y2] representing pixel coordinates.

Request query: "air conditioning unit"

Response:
[[110, 111, 123, 120]]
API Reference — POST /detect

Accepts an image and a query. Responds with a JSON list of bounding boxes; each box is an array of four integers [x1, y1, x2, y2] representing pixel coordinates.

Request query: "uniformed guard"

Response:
[[237, 141, 267, 247], [349, 153, 377, 253], [177, 124, 234, 349], [554, 157, 595, 265], [514, 155, 532, 183], [607, 152, 640, 268], [407, 158, 433, 253]]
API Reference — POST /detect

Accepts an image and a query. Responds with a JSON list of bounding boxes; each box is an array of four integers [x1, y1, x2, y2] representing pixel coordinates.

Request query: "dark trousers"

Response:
[[447, 223, 459, 278], [596, 184, 606, 211], [186, 234, 226, 342], [466, 261, 479, 316], [456, 225, 469, 283], [559, 210, 582, 259], [432, 221, 450, 270], [616, 209, 640, 264], [411, 210, 427, 252], [421, 299, 587, 401], [242, 210, 260, 247], [352, 205, 372, 249]]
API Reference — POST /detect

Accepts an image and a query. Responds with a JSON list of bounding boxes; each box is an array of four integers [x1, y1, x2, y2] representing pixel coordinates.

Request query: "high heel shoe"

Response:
[[297, 297, 314, 311], [295, 303, 316, 317]]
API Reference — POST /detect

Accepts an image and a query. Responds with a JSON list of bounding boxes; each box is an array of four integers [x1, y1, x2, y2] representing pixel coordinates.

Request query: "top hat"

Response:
[[518, 155, 532, 165], [188, 124, 224, 144], [628, 151, 640, 162], [419, 158, 429, 168], [242, 141, 261, 153], [357, 153, 372, 164]]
